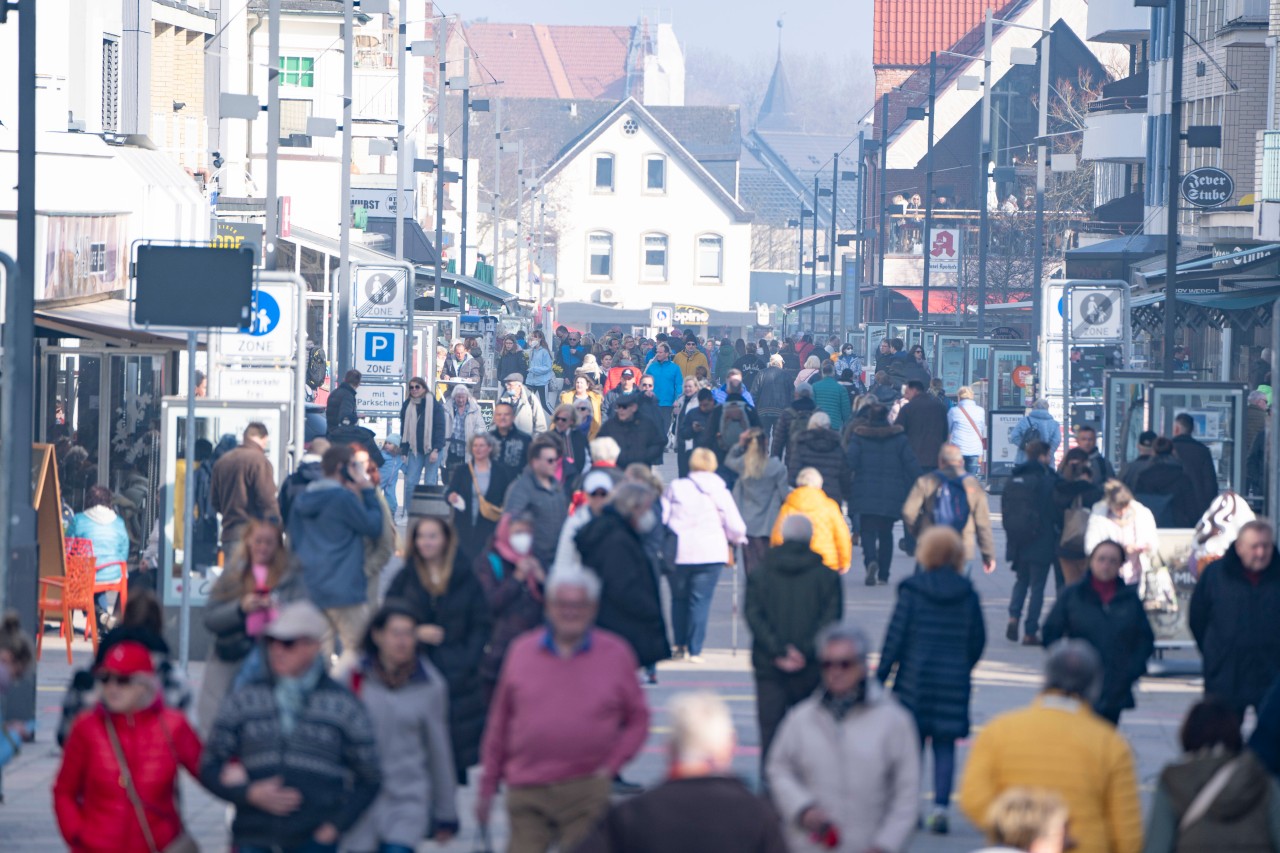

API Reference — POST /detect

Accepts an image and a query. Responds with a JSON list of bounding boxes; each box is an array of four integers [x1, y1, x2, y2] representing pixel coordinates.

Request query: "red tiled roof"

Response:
[[464, 23, 636, 101], [874, 0, 1007, 67]]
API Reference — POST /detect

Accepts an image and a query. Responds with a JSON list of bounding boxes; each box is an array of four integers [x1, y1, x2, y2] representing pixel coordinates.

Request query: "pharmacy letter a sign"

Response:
[[928, 228, 961, 274]]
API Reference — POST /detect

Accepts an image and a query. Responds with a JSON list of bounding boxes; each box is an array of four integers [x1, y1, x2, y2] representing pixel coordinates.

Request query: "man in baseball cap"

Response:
[[603, 367, 639, 421], [500, 372, 548, 435], [200, 599, 382, 851]]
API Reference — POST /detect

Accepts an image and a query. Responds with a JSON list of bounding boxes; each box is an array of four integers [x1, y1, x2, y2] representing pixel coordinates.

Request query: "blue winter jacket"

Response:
[[286, 479, 384, 609], [644, 359, 684, 406], [66, 509, 130, 583]]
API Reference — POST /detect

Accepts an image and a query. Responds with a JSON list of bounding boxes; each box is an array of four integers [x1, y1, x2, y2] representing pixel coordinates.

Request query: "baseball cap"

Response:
[[583, 470, 616, 495], [264, 601, 329, 642], [621, 368, 635, 379], [96, 641, 155, 677]]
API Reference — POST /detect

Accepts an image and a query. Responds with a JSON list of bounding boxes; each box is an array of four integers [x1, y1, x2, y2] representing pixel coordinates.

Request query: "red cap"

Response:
[[96, 641, 155, 677]]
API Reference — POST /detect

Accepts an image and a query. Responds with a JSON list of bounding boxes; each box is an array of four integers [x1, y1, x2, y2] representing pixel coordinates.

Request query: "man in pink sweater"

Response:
[[477, 570, 650, 853]]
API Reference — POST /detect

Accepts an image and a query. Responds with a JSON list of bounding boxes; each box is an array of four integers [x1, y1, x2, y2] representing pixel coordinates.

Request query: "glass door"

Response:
[[991, 345, 1033, 410], [937, 335, 967, 396], [39, 348, 105, 511], [968, 343, 992, 411], [1103, 371, 1161, 473]]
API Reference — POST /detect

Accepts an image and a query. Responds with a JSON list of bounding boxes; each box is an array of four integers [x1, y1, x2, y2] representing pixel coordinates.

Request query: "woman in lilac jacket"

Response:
[[662, 448, 748, 661]]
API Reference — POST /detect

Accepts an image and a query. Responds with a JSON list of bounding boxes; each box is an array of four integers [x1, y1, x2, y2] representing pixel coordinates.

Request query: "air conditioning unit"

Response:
[[597, 287, 620, 304], [555, 288, 567, 298]]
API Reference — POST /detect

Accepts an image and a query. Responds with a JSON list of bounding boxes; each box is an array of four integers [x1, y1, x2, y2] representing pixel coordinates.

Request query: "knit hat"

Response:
[[96, 641, 155, 676]]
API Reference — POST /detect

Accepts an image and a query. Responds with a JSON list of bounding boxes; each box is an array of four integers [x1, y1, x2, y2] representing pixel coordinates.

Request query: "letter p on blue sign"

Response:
[[365, 332, 395, 362]]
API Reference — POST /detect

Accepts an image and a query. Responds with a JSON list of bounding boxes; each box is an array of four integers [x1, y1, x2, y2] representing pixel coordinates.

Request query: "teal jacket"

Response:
[[811, 376, 852, 431]]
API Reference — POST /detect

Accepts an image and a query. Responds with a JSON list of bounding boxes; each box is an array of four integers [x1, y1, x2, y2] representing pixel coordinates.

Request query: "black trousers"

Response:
[[755, 669, 821, 771], [860, 514, 897, 580]]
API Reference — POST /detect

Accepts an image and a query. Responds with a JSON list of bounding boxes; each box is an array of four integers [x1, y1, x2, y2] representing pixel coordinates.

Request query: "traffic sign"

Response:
[[218, 367, 294, 402], [1069, 287, 1124, 342], [354, 265, 409, 320], [355, 327, 406, 377], [220, 282, 295, 360], [650, 304, 673, 330], [356, 382, 405, 415]]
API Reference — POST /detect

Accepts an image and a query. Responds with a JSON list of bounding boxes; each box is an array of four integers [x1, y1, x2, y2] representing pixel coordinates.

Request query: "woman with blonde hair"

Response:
[[663, 448, 747, 661], [559, 372, 604, 438], [877, 525, 986, 834], [795, 355, 822, 387], [726, 427, 790, 574], [1084, 479, 1159, 587], [977, 788, 1071, 853], [384, 516, 491, 783]]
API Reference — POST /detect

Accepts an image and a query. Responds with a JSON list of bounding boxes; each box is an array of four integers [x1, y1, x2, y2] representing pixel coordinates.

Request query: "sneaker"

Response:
[[1006, 619, 1019, 643], [612, 776, 644, 796], [924, 811, 949, 835], [671, 647, 687, 661], [1021, 633, 1041, 647], [865, 561, 879, 587], [687, 654, 705, 664]]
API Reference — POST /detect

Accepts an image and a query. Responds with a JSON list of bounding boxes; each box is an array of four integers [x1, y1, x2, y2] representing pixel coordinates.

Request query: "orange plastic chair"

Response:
[[71, 537, 130, 619], [37, 537, 129, 663]]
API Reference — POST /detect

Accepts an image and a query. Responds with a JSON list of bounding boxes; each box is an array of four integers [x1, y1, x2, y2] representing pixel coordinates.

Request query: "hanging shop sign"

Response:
[[1181, 167, 1234, 209]]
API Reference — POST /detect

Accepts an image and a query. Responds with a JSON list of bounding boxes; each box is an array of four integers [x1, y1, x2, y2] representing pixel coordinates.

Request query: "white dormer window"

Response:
[[593, 154, 614, 192], [644, 155, 666, 193]]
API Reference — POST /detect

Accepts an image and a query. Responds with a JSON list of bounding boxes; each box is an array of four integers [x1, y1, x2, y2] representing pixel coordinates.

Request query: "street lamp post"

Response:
[[1163, 0, 1186, 380], [878, 93, 890, 322], [829, 153, 839, 336], [1030, 0, 1051, 380], [921, 51, 938, 335], [978, 10, 994, 338]]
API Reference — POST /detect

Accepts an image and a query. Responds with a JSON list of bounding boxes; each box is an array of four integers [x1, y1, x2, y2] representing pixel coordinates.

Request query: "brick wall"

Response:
[[149, 21, 208, 170]]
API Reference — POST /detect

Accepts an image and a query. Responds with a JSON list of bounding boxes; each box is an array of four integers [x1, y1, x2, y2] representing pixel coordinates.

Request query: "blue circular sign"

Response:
[[247, 290, 281, 336]]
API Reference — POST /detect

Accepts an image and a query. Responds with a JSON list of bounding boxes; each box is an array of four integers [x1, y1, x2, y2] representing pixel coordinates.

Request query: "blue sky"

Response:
[[446, 0, 874, 65]]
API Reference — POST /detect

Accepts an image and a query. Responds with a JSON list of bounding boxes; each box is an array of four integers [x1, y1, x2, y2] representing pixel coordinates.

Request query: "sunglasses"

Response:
[[268, 637, 302, 649], [819, 658, 859, 671], [589, 489, 610, 498], [97, 673, 136, 686], [409, 384, 425, 390], [641, 384, 654, 390], [554, 415, 572, 423]]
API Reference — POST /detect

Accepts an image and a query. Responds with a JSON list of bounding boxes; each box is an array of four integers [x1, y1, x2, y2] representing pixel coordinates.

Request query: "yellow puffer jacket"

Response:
[[770, 485, 851, 573], [959, 694, 1143, 853]]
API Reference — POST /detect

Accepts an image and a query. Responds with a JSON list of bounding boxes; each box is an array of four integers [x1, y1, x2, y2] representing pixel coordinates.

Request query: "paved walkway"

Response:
[[1, 493, 1204, 852]]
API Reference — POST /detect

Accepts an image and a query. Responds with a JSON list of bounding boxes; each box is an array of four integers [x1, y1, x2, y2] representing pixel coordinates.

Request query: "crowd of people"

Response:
[[6, 325, 1280, 853]]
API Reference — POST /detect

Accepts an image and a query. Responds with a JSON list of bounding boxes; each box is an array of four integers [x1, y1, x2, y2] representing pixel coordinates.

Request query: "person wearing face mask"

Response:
[[576, 481, 672, 674], [476, 514, 547, 702], [836, 343, 862, 379]]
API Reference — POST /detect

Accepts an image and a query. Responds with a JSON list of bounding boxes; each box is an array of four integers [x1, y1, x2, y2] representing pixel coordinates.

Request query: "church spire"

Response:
[[757, 20, 798, 131]]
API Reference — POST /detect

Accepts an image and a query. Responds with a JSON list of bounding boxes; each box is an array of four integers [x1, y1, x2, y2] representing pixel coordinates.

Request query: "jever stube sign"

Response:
[[1181, 168, 1234, 209]]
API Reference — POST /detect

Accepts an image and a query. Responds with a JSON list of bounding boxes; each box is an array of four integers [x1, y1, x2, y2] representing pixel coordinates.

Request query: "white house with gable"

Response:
[[540, 98, 752, 315]]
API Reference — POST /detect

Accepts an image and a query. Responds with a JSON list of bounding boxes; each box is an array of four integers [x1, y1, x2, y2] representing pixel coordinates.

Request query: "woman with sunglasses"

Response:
[[559, 372, 604, 439], [446, 433, 513, 565], [384, 516, 492, 785], [549, 404, 590, 494], [341, 603, 459, 852], [197, 519, 308, 738], [55, 641, 203, 853]]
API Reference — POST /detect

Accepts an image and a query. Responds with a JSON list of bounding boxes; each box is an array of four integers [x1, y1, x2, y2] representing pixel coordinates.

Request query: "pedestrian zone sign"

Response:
[[1069, 287, 1124, 343], [221, 282, 294, 361], [354, 265, 408, 320]]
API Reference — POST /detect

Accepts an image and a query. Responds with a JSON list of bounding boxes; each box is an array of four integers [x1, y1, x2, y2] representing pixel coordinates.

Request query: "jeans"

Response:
[[239, 843, 337, 853], [922, 735, 957, 807], [402, 450, 440, 505], [1009, 561, 1052, 635], [860, 514, 896, 579], [963, 455, 980, 476], [378, 456, 403, 514], [670, 563, 723, 655]]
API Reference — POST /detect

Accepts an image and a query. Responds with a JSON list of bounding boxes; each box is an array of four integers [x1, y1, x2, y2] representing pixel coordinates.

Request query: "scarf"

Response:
[[274, 656, 324, 737], [820, 680, 868, 721], [404, 397, 422, 455], [416, 556, 453, 598]]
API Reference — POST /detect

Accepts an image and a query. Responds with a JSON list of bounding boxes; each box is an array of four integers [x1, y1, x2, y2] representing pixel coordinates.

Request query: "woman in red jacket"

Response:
[[54, 641, 202, 853]]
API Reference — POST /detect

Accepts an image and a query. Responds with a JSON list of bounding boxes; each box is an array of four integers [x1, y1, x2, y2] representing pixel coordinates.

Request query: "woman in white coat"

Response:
[[441, 385, 486, 482], [1084, 479, 1160, 588], [663, 448, 747, 662]]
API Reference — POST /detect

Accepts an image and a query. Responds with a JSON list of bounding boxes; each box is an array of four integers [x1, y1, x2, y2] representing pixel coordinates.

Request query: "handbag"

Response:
[[957, 404, 987, 450], [1059, 494, 1090, 558], [104, 715, 200, 853], [471, 465, 503, 522]]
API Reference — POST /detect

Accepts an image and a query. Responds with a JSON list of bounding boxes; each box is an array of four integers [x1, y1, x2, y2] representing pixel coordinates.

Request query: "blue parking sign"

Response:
[[364, 332, 395, 362]]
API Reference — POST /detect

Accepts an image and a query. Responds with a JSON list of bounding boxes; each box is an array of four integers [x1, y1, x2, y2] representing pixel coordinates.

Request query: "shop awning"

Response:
[[1131, 283, 1280, 310], [35, 296, 198, 346], [1139, 244, 1280, 283], [783, 291, 841, 312], [363, 217, 440, 266], [891, 288, 960, 315]]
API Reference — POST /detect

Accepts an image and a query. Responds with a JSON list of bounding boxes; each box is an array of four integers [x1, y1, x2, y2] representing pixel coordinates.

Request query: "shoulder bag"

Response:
[[957, 404, 987, 450], [104, 715, 200, 853], [1059, 494, 1090, 557], [470, 464, 503, 522]]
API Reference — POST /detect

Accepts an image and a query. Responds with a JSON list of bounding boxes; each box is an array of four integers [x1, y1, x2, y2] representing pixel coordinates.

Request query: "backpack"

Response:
[[719, 400, 750, 452], [1001, 469, 1044, 545], [932, 473, 971, 534], [305, 345, 327, 389]]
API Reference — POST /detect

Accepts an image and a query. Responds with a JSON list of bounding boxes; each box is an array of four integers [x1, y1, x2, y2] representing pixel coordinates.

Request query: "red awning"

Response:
[[891, 288, 960, 315]]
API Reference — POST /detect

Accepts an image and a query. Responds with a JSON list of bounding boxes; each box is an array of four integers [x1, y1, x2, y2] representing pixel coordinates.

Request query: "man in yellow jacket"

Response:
[[673, 337, 710, 380], [959, 639, 1143, 853], [771, 468, 851, 573]]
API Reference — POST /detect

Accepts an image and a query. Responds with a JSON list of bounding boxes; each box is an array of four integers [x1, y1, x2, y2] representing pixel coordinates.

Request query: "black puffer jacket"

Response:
[[785, 427, 851, 505], [1042, 577, 1155, 718], [383, 558, 493, 783], [1190, 545, 1280, 713], [745, 540, 843, 677], [575, 507, 671, 667], [876, 569, 985, 740], [770, 398, 816, 459], [1133, 454, 1202, 528], [845, 422, 921, 517]]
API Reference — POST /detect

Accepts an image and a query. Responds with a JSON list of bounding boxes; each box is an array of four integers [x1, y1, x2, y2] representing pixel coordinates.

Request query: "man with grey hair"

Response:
[[478, 570, 649, 852], [768, 623, 920, 853], [748, 516, 842, 771], [959, 639, 1142, 853], [576, 692, 787, 853]]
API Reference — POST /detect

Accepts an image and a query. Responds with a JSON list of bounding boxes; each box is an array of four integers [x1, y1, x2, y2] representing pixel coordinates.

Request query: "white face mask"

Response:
[[635, 513, 657, 534], [509, 532, 534, 556]]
